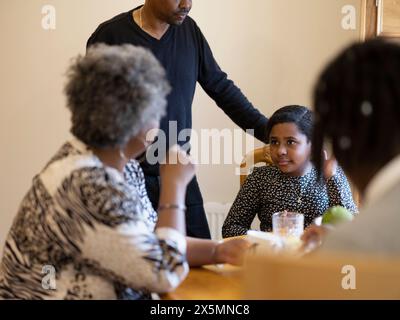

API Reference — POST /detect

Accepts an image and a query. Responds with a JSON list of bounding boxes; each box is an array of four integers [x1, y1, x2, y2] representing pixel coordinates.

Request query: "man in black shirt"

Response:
[[87, 0, 268, 239]]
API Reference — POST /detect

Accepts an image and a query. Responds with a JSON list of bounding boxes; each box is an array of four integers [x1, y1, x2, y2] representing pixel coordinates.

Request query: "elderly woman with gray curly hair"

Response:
[[0, 44, 250, 300]]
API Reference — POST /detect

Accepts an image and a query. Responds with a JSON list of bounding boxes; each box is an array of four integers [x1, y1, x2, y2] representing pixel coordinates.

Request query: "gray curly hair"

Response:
[[65, 44, 170, 148]]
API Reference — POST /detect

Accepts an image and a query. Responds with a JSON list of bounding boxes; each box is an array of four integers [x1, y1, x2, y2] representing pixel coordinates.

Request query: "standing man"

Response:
[[87, 0, 268, 239]]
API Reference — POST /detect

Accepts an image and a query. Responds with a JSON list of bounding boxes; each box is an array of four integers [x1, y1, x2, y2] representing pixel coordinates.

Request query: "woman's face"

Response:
[[126, 120, 160, 159], [269, 122, 312, 176]]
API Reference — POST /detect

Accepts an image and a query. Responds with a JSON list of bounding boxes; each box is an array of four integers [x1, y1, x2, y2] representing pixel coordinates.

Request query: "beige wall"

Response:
[[0, 0, 361, 250], [192, 0, 362, 203]]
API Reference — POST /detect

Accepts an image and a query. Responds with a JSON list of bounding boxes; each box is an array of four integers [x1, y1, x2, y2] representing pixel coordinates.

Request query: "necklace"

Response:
[[133, 8, 144, 29], [137, 7, 169, 40], [296, 178, 307, 205], [297, 194, 302, 205], [139, 7, 144, 29], [296, 165, 313, 205]]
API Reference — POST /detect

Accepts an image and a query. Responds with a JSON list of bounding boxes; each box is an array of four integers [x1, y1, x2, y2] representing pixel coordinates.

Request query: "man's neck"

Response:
[[135, 5, 170, 40]]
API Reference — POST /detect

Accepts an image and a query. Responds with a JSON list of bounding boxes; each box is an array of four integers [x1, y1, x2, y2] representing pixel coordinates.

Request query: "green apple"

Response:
[[322, 206, 354, 225]]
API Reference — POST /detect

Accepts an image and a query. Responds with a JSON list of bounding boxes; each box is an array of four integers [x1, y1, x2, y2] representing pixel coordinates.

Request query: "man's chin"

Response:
[[169, 15, 187, 26], [169, 20, 185, 26]]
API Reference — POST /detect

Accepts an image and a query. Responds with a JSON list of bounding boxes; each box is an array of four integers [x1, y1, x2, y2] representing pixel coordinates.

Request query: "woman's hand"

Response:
[[301, 224, 328, 244], [157, 145, 195, 233], [214, 238, 252, 266], [159, 145, 195, 188], [300, 224, 334, 253], [323, 150, 338, 180]]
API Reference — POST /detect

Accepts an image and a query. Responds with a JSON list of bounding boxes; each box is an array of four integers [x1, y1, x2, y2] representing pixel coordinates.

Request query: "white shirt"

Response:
[[321, 154, 400, 255], [365, 154, 400, 207]]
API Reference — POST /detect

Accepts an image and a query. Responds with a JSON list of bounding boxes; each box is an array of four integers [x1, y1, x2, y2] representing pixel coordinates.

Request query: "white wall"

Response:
[[0, 0, 362, 251]]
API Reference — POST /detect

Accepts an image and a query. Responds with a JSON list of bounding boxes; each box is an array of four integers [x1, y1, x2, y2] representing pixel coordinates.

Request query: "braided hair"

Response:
[[312, 39, 400, 190]]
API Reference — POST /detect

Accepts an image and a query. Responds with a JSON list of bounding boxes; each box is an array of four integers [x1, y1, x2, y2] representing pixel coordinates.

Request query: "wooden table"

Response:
[[162, 264, 242, 300], [161, 234, 304, 300]]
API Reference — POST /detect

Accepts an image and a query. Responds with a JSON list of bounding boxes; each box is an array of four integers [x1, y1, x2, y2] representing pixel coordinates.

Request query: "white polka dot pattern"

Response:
[[222, 165, 358, 238]]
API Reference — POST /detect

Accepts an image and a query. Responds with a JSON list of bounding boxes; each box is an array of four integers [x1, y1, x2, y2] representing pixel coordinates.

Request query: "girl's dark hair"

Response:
[[312, 39, 400, 178], [265, 105, 313, 142]]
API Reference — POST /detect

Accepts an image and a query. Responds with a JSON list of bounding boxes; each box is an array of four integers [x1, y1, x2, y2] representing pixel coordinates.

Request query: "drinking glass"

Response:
[[272, 211, 304, 239]]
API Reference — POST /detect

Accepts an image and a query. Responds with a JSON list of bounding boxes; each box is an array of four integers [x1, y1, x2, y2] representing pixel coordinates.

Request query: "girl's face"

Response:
[[269, 122, 312, 177]]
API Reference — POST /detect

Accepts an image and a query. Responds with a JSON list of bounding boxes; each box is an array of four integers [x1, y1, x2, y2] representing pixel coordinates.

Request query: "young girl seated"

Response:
[[222, 105, 357, 238]]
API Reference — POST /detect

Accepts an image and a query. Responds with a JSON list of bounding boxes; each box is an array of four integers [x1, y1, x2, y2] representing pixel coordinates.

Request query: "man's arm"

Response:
[[195, 24, 268, 143]]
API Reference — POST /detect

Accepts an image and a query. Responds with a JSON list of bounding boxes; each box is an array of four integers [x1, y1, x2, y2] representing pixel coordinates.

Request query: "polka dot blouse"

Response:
[[222, 165, 358, 238]]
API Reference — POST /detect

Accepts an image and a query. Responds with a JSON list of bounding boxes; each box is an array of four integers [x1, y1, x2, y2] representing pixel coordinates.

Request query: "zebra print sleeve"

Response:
[[55, 167, 189, 294]]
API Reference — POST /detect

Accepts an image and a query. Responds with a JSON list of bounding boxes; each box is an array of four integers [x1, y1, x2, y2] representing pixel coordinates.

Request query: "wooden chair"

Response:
[[243, 252, 400, 299], [350, 181, 362, 209], [240, 145, 273, 186]]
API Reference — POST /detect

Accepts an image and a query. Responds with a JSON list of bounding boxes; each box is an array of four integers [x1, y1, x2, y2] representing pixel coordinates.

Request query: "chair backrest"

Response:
[[350, 181, 362, 209], [242, 252, 400, 299], [239, 145, 361, 208], [240, 145, 273, 186]]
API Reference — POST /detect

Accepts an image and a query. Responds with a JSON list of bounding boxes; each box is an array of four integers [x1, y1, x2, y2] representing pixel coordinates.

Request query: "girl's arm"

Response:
[[222, 168, 263, 238], [326, 166, 358, 213]]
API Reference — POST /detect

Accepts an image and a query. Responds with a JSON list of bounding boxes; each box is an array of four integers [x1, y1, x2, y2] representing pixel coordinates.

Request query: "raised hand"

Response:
[[159, 144, 195, 189], [323, 150, 338, 180]]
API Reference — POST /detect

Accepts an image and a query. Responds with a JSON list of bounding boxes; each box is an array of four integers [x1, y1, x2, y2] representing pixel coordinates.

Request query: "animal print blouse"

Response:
[[0, 139, 188, 299]]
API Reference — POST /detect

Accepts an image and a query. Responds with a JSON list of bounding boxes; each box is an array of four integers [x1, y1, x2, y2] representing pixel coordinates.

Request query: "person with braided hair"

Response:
[[304, 39, 400, 255]]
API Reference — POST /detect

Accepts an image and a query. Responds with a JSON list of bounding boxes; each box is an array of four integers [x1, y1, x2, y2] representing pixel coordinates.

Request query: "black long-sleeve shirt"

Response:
[[87, 6, 268, 175]]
